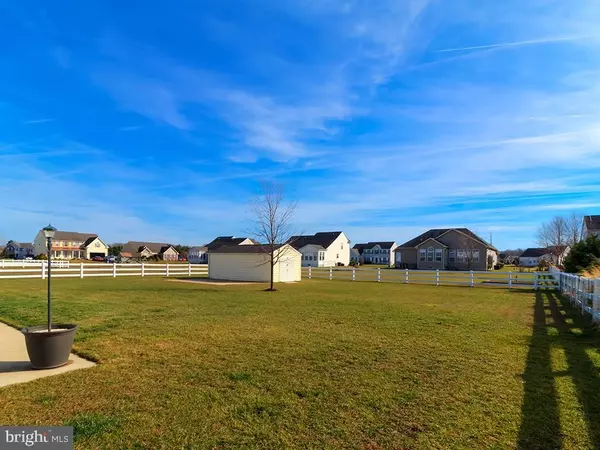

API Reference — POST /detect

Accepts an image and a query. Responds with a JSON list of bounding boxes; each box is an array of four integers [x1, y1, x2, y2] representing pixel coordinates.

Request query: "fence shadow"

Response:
[[518, 291, 600, 449]]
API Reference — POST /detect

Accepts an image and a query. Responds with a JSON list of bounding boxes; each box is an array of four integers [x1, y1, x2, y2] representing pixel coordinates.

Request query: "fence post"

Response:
[[188, 264, 192, 276], [80, 263, 84, 279], [166, 264, 170, 277], [534, 272, 538, 290], [329, 267, 332, 280], [436, 269, 439, 286], [41, 261, 46, 280], [308, 266, 312, 279], [594, 278, 600, 324], [113, 262, 117, 278], [470, 270, 474, 288], [141, 263, 145, 277], [508, 272, 512, 289], [377, 268, 381, 282], [405, 268, 409, 284], [352, 267, 355, 281]]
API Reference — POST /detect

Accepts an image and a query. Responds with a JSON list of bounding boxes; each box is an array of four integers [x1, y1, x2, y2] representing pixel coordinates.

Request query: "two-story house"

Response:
[[352, 242, 398, 266], [394, 228, 498, 271], [33, 230, 108, 260], [188, 246, 208, 263], [583, 215, 600, 239], [120, 241, 179, 261], [287, 231, 351, 267], [4, 241, 35, 259]]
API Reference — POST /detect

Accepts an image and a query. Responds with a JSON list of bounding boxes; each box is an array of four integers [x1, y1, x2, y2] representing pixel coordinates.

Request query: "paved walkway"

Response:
[[0, 322, 95, 388]]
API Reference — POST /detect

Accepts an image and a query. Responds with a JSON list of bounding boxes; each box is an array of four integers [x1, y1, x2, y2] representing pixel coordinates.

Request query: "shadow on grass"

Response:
[[518, 291, 600, 449]]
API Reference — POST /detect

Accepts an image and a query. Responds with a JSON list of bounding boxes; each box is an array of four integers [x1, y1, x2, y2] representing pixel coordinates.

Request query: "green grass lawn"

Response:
[[0, 278, 599, 449]]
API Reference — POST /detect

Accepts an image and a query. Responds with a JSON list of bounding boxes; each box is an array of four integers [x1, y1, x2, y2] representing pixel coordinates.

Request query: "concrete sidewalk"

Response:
[[0, 322, 95, 388]]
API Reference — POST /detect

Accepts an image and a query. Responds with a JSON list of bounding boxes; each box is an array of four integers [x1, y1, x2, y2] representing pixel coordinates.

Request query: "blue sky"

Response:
[[1, 0, 600, 250]]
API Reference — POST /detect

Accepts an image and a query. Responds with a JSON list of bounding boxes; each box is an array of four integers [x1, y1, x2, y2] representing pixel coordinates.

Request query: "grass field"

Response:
[[1, 278, 599, 449]]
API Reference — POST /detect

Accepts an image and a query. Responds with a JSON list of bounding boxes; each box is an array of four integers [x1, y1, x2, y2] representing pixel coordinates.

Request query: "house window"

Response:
[[427, 247, 434, 262], [336, 254, 339, 259], [449, 250, 456, 263], [341, 242, 344, 249], [435, 248, 442, 262], [396, 252, 401, 262], [419, 249, 426, 262], [472, 250, 480, 263], [457, 250, 466, 263]]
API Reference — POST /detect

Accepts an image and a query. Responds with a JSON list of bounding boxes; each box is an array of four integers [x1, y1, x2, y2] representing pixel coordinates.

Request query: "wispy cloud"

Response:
[[434, 34, 600, 53], [23, 118, 55, 124]]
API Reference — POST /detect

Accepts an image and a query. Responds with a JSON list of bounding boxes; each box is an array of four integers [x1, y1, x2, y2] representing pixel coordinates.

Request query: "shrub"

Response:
[[563, 235, 600, 274], [34, 254, 48, 260]]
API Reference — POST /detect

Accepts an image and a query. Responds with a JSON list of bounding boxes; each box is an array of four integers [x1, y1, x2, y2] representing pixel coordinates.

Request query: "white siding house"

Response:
[[287, 231, 351, 267], [208, 244, 301, 282], [352, 242, 398, 266], [188, 246, 208, 263], [4, 241, 35, 259]]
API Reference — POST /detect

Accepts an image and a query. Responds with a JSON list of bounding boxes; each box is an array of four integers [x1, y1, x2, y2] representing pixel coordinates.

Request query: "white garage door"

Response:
[[279, 258, 295, 282]]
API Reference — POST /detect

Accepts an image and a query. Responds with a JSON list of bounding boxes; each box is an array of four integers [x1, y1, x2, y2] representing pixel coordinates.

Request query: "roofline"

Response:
[[208, 243, 301, 256], [415, 237, 448, 248]]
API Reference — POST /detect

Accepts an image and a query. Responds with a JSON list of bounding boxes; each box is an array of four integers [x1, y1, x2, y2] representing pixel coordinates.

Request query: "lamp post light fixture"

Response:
[[21, 224, 78, 369], [42, 224, 57, 332]]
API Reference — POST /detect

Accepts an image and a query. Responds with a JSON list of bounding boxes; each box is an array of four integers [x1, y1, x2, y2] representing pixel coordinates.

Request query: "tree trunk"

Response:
[[270, 257, 274, 291]]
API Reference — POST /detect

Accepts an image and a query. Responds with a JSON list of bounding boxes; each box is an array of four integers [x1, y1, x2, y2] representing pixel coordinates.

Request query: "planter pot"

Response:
[[21, 324, 78, 369]]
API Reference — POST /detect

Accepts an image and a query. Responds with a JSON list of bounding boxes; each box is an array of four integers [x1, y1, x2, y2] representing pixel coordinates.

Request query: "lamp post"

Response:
[[42, 224, 56, 332]]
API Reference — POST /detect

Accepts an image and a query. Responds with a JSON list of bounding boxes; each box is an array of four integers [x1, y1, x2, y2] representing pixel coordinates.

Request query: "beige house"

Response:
[[394, 228, 498, 271], [120, 241, 179, 261], [287, 231, 351, 267], [208, 244, 301, 282], [33, 230, 108, 260]]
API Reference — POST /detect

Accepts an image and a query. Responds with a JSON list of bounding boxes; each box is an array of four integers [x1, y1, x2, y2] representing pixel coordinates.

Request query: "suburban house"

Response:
[[208, 244, 301, 282], [4, 241, 35, 259], [519, 246, 570, 267], [287, 231, 351, 267], [187, 246, 208, 264], [498, 252, 519, 265], [352, 242, 398, 266], [120, 241, 179, 261], [583, 215, 600, 239], [205, 236, 259, 251], [33, 230, 108, 260], [394, 228, 498, 271]]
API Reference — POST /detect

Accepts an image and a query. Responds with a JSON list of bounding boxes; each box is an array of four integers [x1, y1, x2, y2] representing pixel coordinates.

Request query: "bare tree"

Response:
[[458, 235, 482, 270], [566, 212, 582, 247], [248, 182, 297, 291], [537, 216, 568, 265]]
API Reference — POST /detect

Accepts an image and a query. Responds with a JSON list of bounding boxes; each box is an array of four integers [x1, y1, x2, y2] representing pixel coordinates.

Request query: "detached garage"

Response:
[[208, 244, 301, 283]]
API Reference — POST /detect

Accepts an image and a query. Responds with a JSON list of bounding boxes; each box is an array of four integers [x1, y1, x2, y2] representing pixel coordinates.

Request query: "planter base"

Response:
[[21, 324, 78, 370]]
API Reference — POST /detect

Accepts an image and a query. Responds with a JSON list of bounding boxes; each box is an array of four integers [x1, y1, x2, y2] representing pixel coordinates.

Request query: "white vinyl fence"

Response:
[[0, 259, 70, 268], [557, 272, 600, 324], [0, 263, 208, 280], [303, 267, 559, 290]]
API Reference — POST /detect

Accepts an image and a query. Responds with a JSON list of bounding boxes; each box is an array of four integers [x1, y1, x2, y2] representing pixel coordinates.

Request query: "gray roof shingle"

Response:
[[584, 215, 600, 231], [398, 228, 497, 251], [287, 232, 344, 250]]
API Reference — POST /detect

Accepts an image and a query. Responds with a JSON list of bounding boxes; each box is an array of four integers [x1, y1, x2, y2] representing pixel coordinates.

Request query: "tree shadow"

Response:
[[517, 291, 562, 450], [518, 291, 600, 449]]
